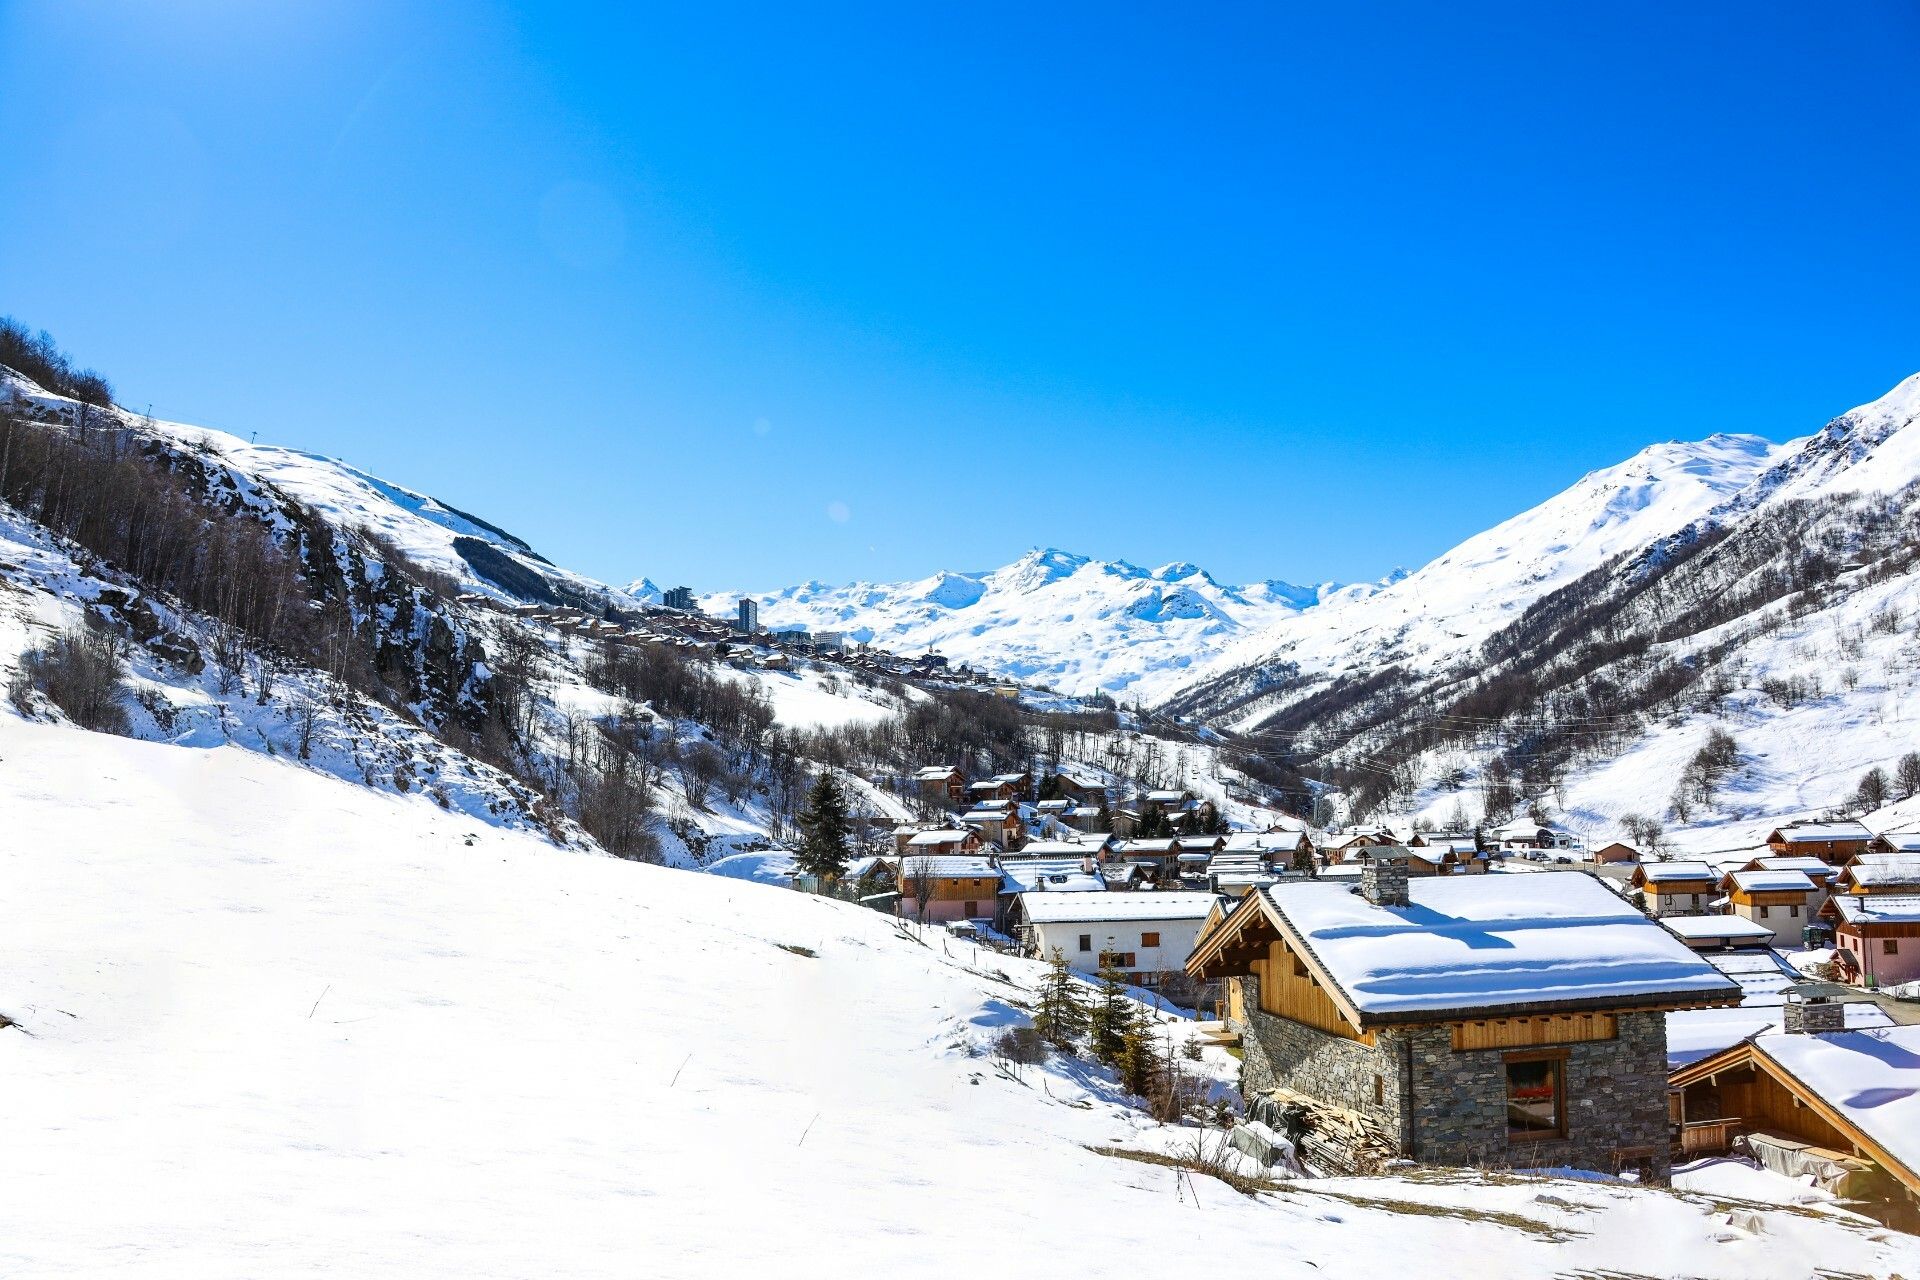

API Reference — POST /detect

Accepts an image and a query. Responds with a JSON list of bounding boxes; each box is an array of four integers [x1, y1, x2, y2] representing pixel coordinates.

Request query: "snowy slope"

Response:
[[684, 549, 1325, 700], [2, 368, 634, 611], [4, 713, 1909, 1279]]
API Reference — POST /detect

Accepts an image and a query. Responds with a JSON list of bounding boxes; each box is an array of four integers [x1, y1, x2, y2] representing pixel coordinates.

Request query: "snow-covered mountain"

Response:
[[672, 550, 1327, 701], [1184, 372, 1920, 851], [1167, 431, 1790, 726], [688, 432, 1787, 707]]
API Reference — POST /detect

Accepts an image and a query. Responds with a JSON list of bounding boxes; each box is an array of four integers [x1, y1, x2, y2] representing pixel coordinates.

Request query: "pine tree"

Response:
[[1117, 1014, 1164, 1102], [793, 772, 853, 883], [1032, 948, 1086, 1050], [1086, 959, 1134, 1064]]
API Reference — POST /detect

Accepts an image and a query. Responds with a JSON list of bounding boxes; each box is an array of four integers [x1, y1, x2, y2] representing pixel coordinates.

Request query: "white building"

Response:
[[1018, 890, 1218, 987]]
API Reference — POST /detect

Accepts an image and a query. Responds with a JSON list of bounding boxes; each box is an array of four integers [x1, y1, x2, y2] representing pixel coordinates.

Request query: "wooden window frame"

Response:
[[1141, 931, 1161, 948], [1503, 1048, 1569, 1144], [1885, 938, 1900, 956]]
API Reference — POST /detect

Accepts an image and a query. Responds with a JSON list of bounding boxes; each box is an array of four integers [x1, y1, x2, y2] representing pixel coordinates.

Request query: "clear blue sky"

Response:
[[3, 3, 1917, 592]]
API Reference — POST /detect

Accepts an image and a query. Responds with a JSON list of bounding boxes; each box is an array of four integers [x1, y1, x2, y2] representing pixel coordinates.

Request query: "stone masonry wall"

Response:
[[1235, 984, 1676, 1183], [1394, 1011, 1674, 1182], [1236, 973, 1406, 1142]]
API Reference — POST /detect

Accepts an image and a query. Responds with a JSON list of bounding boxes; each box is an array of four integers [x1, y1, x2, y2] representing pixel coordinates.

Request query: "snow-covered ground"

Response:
[[5, 714, 1911, 1278]]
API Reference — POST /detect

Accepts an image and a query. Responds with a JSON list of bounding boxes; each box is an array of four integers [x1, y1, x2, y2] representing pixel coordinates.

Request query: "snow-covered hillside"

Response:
[[1167, 432, 1788, 728], [4, 713, 1909, 1279], [685, 549, 1325, 701]]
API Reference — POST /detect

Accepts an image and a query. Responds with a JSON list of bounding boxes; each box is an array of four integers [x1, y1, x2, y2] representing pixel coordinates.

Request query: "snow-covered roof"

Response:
[[1754, 1026, 1920, 1185], [899, 855, 997, 877], [1112, 839, 1178, 854], [1843, 855, 1920, 889], [1016, 839, 1102, 856], [1661, 914, 1775, 942], [1019, 890, 1220, 925], [1751, 855, 1838, 879], [1871, 832, 1920, 852], [1725, 869, 1819, 894], [1828, 894, 1920, 925], [1771, 821, 1873, 843], [1249, 872, 1738, 1019], [1666, 1003, 1895, 1069], [999, 857, 1105, 893], [1635, 860, 1717, 883], [913, 765, 959, 780]]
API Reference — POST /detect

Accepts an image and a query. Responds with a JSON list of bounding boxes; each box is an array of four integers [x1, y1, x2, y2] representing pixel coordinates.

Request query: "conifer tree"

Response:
[[1116, 1013, 1163, 1100], [1032, 948, 1086, 1050], [793, 772, 853, 884], [1086, 958, 1134, 1064]]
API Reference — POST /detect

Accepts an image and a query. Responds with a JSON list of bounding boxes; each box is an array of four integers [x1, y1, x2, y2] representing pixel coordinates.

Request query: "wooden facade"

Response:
[[1248, 939, 1370, 1042], [1451, 1012, 1618, 1052]]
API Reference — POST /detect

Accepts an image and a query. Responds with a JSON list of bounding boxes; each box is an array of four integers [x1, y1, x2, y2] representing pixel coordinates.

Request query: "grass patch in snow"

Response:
[[773, 942, 819, 958]]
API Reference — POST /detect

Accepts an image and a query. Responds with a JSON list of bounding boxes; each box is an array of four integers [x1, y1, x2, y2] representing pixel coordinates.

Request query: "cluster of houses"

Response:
[[1628, 821, 1920, 988], [847, 787, 1920, 1223]]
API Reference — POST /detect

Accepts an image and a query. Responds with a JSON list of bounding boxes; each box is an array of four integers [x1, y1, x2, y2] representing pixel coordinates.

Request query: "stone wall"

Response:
[[1396, 1011, 1673, 1182], [1235, 974, 1405, 1143], [1234, 985, 1676, 1182]]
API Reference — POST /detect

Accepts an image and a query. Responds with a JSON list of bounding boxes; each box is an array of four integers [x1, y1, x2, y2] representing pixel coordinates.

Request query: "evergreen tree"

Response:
[[1116, 1014, 1163, 1100], [793, 772, 853, 883], [1031, 949, 1086, 1050], [1086, 959, 1134, 1064]]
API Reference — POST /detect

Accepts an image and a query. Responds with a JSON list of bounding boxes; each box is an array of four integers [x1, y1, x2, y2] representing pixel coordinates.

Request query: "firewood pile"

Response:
[[1250, 1086, 1398, 1175]]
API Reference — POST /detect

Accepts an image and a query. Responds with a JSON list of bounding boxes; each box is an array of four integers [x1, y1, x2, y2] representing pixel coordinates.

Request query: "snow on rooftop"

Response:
[[905, 829, 974, 846], [1845, 855, 1920, 888], [1661, 914, 1775, 941], [1020, 891, 1219, 925], [1828, 894, 1920, 925], [1263, 873, 1738, 1017], [1666, 1003, 1896, 1069], [1755, 1026, 1920, 1181], [899, 855, 996, 877], [1725, 869, 1819, 894], [1636, 861, 1717, 882], [1771, 821, 1873, 842]]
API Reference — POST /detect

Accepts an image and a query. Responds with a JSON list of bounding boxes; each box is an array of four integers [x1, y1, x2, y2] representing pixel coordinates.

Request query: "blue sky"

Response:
[[3, 3, 1917, 592]]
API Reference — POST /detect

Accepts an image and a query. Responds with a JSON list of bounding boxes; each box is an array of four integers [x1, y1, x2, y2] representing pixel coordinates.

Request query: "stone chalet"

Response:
[[1188, 857, 1738, 1181]]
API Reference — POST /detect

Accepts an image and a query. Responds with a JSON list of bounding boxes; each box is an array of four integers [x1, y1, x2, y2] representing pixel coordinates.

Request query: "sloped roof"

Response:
[[1828, 894, 1920, 925], [1634, 860, 1717, 883], [1841, 855, 1920, 889], [1770, 821, 1873, 843], [1661, 914, 1775, 942], [905, 829, 975, 847], [1724, 869, 1819, 894], [1751, 855, 1839, 879], [899, 854, 997, 877], [1019, 890, 1220, 925], [1196, 872, 1738, 1023]]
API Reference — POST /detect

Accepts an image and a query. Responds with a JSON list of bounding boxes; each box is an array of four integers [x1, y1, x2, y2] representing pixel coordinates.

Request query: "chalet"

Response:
[[1764, 820, 1874, 865], [1110, 837, 1182, 883], [1050, 772, 1107, 805], [1591, 842, 1640, 865], [1821, 893, 1920, 988], [1833, 853, 1920, 895], [1718, 868, 1823, 947], [1175, 834, 1226, 859], [967, 779, 1020, 804], [1323, 828, 1394, 864], [1206, 850, 1280, 898], [1866, 831, 1920, 855], [913, 765, 967, 808], [987, 771, 1034, 799], [1629, 861, 1719, 918], [1136, 788, 1196, 816], [897, 854, 1002, 925], [1019, 890, 1219, 988], [896, 827, 981, 858], [1670, 1005, 1920, 1226], [961, 802, 1026, 851], [1189, 860, 1738, 1181]]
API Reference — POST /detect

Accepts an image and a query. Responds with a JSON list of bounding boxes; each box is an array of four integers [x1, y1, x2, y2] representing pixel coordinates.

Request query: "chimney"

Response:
[[1783, 991, 1846, 1035], [1361, 848, 1411, 908]]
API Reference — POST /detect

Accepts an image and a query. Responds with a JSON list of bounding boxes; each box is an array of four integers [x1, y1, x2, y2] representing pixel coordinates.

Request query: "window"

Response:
[[1504, 1051, 1567, 1142], [1790, 904, 1800, 918], [963, 901, 978, 917], [1100, 951, 1137, 969], [1141, 931, 1161, 948], [1886, 939, 1901, 956], [1759, 905, 1770, 919], [1690, 894, 1702, 907], [1373, 1075, 1385, 1106], [1078, 934, 1092, 953]]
